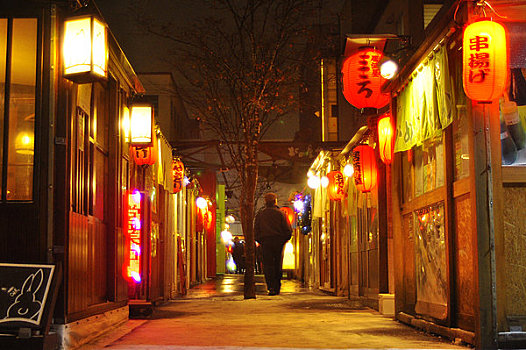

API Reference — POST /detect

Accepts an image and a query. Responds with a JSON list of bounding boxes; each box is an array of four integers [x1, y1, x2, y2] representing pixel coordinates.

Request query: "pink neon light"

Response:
[[132, 217, 141, 230], [132, 190, 142, 204], [131, 243, 141, 256], [131, 271, 141, 283]]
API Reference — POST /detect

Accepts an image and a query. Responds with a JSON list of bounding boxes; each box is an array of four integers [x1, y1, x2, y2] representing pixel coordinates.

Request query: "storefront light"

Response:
[[225, 214, 235, 223], [196, 196, 207, 209], [63, 15, 107, 83], [122, 106, 130, 142], [221, 230, 233, 243], [307, 175, 320, 189], [130, 104, 153, 146], [320, 175, 329, 188], [380, 58, 398, 80], [343, 163, 354, 177], [293, 200, 304, 213], [15, 130, 34, 155]]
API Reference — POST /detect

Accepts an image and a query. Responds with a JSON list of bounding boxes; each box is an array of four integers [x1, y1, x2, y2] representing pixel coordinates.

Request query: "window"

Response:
[[0, 18, 38, 201]]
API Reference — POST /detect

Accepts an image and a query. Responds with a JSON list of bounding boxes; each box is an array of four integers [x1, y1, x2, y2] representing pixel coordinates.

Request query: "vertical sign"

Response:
[[124, 190, 142, 283]]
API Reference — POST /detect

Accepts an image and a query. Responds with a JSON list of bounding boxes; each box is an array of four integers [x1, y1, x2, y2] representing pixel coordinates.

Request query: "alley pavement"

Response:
[[79, 275, 471, 350]]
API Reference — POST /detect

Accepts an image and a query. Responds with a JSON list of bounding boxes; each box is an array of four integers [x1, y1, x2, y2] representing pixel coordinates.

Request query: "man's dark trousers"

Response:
[[260, 238, 286, 294]]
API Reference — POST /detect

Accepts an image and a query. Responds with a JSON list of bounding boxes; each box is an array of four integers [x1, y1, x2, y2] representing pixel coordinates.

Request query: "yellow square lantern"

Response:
[[130, 104, 153, 146], [63, 16, 107, 83]]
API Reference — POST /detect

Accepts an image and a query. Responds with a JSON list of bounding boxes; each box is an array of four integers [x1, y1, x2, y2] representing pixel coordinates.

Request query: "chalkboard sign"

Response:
[[0, 263, 56, 329]]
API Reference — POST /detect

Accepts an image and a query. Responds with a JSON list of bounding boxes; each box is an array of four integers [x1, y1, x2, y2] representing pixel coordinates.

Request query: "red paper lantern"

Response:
[[132, 132, 157, 165], [196, 207, 204, 232], [280, 206, 294, 225], [205, 210, 214, 231], [173, 160, 185, 193], [463, 19, 508, 103], [327, 171, 346, 201], [377, 113, 395, 164], [342, 48, 390, 109], [352, 145, 378, 193]]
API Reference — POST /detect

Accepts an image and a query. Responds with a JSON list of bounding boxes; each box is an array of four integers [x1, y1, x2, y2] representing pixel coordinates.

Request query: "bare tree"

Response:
[[134, 0, 319, 299]]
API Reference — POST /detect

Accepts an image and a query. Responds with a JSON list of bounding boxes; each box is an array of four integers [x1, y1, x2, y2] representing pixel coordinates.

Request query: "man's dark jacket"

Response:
[[254, 204, 292, 243]]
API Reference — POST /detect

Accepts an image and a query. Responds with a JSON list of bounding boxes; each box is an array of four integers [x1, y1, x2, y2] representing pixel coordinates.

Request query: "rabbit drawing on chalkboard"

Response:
[[5, 269, 43, 320]]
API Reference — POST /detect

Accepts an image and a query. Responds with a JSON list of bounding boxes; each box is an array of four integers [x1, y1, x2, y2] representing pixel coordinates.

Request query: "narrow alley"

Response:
[[79, 275, 469, 350]]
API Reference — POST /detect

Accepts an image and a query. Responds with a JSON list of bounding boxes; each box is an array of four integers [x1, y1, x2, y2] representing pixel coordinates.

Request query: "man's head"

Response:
[[264, 192, 277, 207]]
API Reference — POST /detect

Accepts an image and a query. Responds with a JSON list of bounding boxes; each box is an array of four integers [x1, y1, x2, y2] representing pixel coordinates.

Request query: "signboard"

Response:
[[124, 190, 142, 283], [0, 264, 57, 329]]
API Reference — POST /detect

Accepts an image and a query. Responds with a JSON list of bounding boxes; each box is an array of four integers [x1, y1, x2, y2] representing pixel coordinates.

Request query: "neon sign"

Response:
[[124, 190, 142, 283]]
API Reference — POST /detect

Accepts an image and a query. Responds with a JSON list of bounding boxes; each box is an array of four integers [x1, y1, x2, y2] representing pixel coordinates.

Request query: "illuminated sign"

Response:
[[124, 190, 142, 283], [462, 19, 507, 102]]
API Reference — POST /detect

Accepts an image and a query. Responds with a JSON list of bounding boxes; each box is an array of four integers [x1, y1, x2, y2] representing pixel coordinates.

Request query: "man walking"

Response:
[[254, 193, 292, 295]]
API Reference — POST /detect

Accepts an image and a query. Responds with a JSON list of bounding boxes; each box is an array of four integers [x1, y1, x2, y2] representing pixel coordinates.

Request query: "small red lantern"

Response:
[[205, 210, 214, 231], [342, 47, 390, 110], [377, 113, 395, 164], [462, 19, 508, 103], [280, 206, 294, 225], [196, 207, 204, 232], [132, 132, 157, 165], [173, 160, 185, 193], [352, 145, 378, 193], [327, 171, 346, 201]]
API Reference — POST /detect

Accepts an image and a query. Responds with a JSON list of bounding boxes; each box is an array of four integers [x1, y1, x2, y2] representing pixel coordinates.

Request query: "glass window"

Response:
[[7, 18, 37, 200], [453, 105, 470, 180], [414, 202, 447, 314], [414, 136, 445, 197]]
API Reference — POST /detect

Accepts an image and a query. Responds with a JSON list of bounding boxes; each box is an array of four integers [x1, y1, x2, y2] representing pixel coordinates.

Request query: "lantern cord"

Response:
[[476, 1, 508, 19]]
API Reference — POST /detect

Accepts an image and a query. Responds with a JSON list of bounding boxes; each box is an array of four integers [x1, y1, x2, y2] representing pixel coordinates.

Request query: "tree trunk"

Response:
[[240, 161, 258, 299]]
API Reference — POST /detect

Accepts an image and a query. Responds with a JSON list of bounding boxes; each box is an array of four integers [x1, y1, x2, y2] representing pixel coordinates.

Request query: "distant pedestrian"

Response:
[[232, 237, 245, 274], [254, 193, 292, 295]]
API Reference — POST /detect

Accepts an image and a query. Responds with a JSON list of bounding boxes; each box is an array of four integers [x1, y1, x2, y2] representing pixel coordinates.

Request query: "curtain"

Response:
[[394, 45, 455, 153]]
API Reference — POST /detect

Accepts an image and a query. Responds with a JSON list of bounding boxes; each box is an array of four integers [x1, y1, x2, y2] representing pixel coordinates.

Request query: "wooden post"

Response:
[[471, 101, 497, 349]]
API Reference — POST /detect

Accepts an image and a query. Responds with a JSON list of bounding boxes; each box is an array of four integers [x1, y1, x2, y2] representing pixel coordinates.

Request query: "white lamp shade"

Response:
[[130, 105, 153, 145], [63, 16, 107, 82]]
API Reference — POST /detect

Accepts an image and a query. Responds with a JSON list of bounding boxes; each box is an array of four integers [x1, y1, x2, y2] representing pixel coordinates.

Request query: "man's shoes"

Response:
[[268, 290, 278, 296]]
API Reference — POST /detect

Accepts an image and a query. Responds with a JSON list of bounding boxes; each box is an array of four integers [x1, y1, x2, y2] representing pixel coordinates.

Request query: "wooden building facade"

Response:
[[0, 1, 210, 349]]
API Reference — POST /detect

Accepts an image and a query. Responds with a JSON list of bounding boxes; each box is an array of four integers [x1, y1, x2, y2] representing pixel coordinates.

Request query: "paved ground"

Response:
[[79, 275, 471, 350]]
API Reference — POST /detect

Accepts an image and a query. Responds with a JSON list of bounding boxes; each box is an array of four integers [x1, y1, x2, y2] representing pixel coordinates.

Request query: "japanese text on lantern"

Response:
[[357, 52, 381, 99], [467, 35, 490, 84], [352, 151, 363, 187], [125, 191, 142, 283], [173, 160, 184, 193]]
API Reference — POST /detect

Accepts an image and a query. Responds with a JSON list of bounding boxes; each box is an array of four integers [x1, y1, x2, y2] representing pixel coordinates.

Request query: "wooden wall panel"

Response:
[[90, 217, 107, 306], [402, 213, 416, 313], [502, 186, 526, 330], [68, 212, 88, 315], [453, 193, 475, 331]]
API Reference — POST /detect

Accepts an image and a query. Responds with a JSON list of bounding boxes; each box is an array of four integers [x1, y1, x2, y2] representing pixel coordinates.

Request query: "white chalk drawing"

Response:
[[0, 264, 55, 326]]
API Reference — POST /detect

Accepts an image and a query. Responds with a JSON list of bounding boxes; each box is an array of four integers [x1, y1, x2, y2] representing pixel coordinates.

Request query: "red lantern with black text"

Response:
[[463, 19, 508, 103], [327, 171, 346, 201], [173, 160, 185, 193], [377, 113, 395, 164], [132, 132, 157, 165], [280, 206, 294, 225], [342, 48, 390, 109], [352, 145, 377, 193]]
